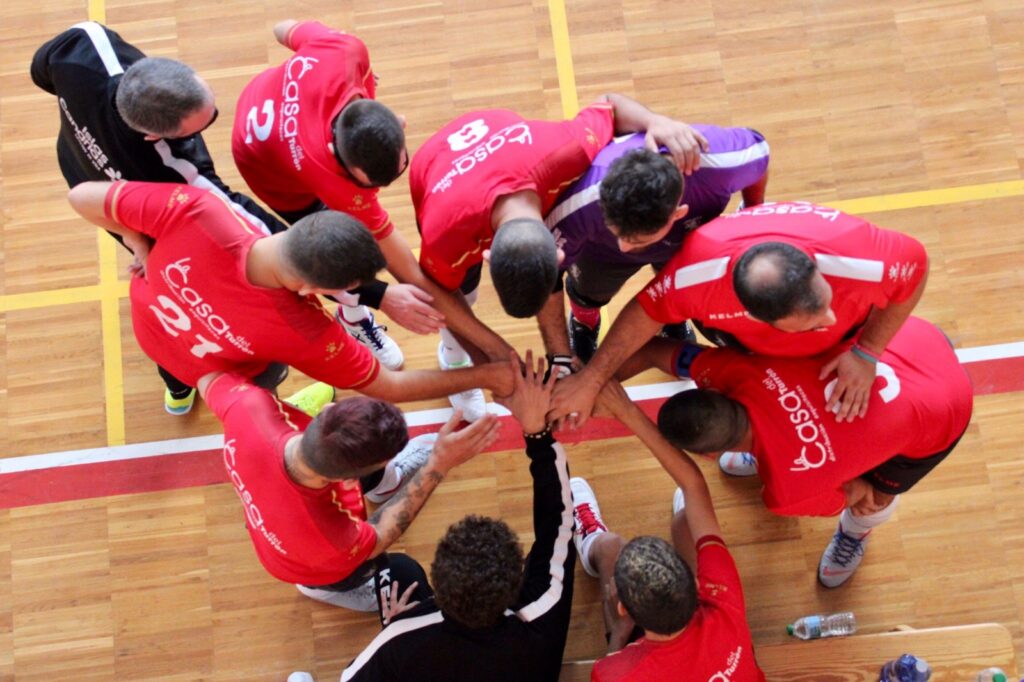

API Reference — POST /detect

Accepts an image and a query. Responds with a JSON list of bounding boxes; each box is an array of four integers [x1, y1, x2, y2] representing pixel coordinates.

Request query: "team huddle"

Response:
[[35, 18, 974, 682]]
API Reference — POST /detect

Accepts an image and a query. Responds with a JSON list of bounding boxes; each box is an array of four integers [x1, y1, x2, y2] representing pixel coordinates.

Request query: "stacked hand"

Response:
[[821, 349, 877, 422], [381, 283, 445, 334], [498, 350, 557, 434]]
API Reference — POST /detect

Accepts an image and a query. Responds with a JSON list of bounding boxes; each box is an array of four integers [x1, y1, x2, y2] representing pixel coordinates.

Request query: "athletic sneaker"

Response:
[[673, 487, 685, 515], [296, 577, 377, 611], [287, 673, 314, 682], [570, 477, 608, 578], [818, 524, 871, 588], [568, 313, 600, 364], [164, 387, 197, 416], [436, 342, 488, 423], [364, 433, 438, 504], [339, 309, 404, 370], [718, 451, 758, 477], [658, 322, 697, 344], [284, 382, 335, 418]]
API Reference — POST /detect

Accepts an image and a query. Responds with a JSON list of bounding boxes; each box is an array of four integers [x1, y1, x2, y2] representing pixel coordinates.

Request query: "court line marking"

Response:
[[3, 337, 1021, 475], [547, 0, 580, 118]]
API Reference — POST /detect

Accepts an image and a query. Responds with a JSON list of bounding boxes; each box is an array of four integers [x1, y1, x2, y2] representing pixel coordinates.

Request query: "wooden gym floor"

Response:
[[1, 0, 1023, 679]]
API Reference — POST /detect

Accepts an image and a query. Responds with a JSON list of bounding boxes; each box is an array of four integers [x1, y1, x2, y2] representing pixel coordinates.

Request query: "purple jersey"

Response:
[[545, 125, 769, 268]]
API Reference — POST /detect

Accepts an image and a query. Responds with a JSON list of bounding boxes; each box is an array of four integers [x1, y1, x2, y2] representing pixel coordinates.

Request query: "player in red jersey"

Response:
[[67, 180, 514, 404], [411, 96, 708, 419], [570, 380, 765, 682], [631, 316, 972, 587], [232, 19, 438, 370], [549, 202, 929, 427], [198, 370, 499, 607]]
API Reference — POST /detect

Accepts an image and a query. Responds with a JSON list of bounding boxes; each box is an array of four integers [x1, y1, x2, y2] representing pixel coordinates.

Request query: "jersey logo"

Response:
[[447, 119, 489, 151], [708, 645, 745, 681]]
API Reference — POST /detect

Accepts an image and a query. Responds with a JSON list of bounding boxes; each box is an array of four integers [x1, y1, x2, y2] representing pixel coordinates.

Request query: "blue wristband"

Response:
[[850, 344, 879, 364]]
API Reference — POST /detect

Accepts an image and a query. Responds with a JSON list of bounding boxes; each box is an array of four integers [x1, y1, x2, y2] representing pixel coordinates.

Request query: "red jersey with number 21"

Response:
[[206, 373, 377, 585], [592, 536, 765, 682], [106, 181, 379, 389], [231, 21, 393, 238], [637, 202, 927, 357], [410, 104, 615, 290], [689, 317, 973, 516]]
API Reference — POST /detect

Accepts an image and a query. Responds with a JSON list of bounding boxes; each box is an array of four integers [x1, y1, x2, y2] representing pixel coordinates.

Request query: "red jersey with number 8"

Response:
[[231, 22, 393, 239], [105, 180, 379, 389]]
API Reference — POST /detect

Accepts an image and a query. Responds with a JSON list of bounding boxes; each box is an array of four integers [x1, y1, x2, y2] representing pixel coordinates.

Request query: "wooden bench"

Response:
[[560, 623, 1019, 681]]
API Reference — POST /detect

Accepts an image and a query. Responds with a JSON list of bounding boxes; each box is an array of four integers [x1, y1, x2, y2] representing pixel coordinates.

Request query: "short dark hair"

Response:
[[489, 218, 558, 318], [431, 515, 524, 629], [733, 242, 821, 322], [334, 100, 405, 186], [283, 211, 386, 290], [116, 58, 208, 136], [614, 536, 697, 635], [299, 397, 408, 479], [657, 389, 748, 454], [599, 149, 683, 237]]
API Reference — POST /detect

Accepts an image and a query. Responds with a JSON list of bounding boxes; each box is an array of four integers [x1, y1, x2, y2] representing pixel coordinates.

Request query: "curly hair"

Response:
[[431, 515, 524, 629], [599, 149, 683, 237], [614, 536, 696, 635], [299, 397, 409, 479]]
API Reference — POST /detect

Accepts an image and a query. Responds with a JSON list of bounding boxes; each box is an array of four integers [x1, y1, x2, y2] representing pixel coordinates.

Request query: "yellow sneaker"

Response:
[[285, 382, 336, 417], [164, 388, 197, 416]]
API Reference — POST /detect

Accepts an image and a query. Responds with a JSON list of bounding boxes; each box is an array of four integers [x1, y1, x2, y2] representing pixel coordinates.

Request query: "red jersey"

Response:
[[637, 202, 927, 357], [410, 104, 615, 290], [207, 373, 378, 585], [231, 22, 392, 239], [106, 181, 380, 388], [592, 536, 765, 682], [690, 317, 973, 516]]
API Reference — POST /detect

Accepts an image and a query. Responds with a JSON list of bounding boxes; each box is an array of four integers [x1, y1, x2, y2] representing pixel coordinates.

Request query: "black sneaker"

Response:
[[568, 314, 600, 364], [659, 321, 697, 343]]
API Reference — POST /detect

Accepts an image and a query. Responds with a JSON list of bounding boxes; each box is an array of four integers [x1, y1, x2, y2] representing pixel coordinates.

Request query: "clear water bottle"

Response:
[[786, 611, 856, 640], [976, 669, 1008, 682], [880, 654, 932, 681]]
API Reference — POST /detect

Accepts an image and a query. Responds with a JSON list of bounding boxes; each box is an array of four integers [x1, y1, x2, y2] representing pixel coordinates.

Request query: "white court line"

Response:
[[1, 339, 1018, 475]]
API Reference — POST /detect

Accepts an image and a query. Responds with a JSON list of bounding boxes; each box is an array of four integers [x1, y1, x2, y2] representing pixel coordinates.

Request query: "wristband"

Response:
[[347, 279, 389, 310], [523, 426, 552, 440], [546, 353, 575, 380], [850, 344, 880, 364]]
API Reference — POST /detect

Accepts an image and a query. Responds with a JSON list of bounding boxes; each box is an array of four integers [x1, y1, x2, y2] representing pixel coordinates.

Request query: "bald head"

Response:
[[489, 218, 558, 318], [733, 242, 822, 322]]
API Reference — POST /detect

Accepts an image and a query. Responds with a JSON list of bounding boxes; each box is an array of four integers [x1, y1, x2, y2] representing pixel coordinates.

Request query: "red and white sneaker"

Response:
[[718, 451, 758, 477], [570, 477, 608, 578], [818, 522, 871, 588]]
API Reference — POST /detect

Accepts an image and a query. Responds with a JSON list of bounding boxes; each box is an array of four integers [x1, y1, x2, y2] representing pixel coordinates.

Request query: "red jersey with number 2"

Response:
[[689, 317, 973, 516], [206, 373, 378, 585], [231, 21, 392, 239], [105, 181, 379, 389], [410, 104, 615, 290], [637, 202, 927, 357], [592, 536, 765, 682]]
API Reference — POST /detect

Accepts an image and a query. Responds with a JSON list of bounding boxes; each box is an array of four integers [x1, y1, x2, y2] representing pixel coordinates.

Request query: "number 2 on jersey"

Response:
[[245, 100, 275, 143]]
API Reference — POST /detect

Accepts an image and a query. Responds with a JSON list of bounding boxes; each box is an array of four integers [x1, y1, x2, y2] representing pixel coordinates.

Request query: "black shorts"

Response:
[[860, 427, 967, 495]]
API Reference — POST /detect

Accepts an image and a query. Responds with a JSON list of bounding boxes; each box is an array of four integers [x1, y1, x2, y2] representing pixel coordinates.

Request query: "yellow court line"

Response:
[[828, 179, 1024, 215], [546, 0, 580, 118], [87, 0, 105, 24], [0, 282, 127, 312]]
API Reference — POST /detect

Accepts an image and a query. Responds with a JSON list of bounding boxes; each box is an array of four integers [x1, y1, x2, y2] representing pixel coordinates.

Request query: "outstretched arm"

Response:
[[367, 410, 500, 557]]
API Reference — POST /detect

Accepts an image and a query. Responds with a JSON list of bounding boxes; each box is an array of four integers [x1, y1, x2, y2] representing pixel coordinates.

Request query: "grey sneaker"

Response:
[[365, 433, 438, 504], [817, 523, 871, 588]]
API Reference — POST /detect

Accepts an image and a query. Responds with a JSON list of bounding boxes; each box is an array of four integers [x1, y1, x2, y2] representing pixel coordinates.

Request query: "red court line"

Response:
[[0, 362, 1019, 510]]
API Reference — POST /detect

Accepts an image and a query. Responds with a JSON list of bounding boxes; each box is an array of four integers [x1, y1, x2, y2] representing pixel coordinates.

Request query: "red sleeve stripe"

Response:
[[105, 180, 127, 224], [695, 535, 727, 552]]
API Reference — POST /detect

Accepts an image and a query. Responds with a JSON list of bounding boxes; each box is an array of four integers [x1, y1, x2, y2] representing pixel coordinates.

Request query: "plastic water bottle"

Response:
[[880, 654, 932, 681], [976, 669, 1008, 682], [786, 611, 856, 640]]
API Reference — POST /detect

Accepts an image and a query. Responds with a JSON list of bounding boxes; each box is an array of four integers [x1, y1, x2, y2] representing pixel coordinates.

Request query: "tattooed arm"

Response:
[[366, 410, 500, 556]]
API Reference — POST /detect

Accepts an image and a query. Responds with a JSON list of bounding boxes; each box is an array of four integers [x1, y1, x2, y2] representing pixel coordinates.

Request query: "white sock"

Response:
[[579, 530, 603, 575], [367, 459, 401, 497], [463, 287, 479, 306], [340, 304, 370, 324], [439, 328, 471, 366], [841, 495, 900, 537]]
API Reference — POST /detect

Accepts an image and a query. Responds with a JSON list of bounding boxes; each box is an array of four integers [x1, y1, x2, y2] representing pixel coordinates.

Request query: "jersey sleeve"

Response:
[[203, 372, 255, 421], [695, 125, 771, 193], [635, 267, 689, 324], [286, 318, 382, 390], [104, 180, 194, 239], [285, 21, 346, 50], [319, 186, 393, 241], [563, 103, 616, 162], [694, 535, 746, 611], [873, 227, 928, 304]]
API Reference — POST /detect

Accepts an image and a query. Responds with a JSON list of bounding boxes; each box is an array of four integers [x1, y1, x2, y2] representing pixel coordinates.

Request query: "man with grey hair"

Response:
[[31, 21, 287, 415]]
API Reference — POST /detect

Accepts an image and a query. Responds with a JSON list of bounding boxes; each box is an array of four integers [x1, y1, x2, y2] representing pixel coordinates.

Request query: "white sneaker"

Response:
[[570, 477, 608, 578], [718, 451, 758, 477], [436, 341, 487, 422], [339, 309, 404, 370], [365, 433, 438, 504], [673, 487, 685, 515], [817, 523, 871, 588], [296, 577, 377, 611], [287, 673, 315, 682]]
